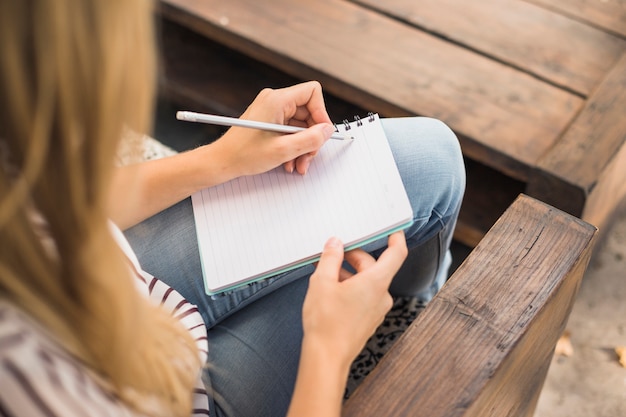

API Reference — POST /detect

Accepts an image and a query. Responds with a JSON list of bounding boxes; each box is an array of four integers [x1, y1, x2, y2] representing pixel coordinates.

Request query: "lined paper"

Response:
[[191, 114, 412, 294]]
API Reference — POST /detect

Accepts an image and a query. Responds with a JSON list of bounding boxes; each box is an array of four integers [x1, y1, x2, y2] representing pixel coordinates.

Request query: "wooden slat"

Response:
[[158, 19, 367, 123], [527, 53, 626, 228], [582, 135, 626, 251], [159, 0, 584, 181], [455, 159, 525, 247], [158, 18, 264, 117], [526, 0, 626, 38], [344, 194, 597, 417], [353, 0, 625, 96], [157, 20, 520, 247]]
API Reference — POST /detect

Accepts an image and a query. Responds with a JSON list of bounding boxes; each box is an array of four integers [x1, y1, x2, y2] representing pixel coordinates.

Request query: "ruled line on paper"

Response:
[[191, 114, 412, 293]]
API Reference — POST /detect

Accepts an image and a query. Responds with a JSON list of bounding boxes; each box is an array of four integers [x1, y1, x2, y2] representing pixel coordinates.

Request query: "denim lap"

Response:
[[123, 116, 465, 417]]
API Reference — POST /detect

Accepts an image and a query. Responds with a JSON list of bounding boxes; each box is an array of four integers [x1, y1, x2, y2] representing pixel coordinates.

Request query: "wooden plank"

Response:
[[583, 135, 626, 251], [158, 17, 266, 117], [157, 19, 519, 247], [527, 53, 626, 229], [159, 0, 584, 182], [526, 0, 626, 38], [353, 0, 625, 96], [455, 159, 525, 247], [158, 19, 367, 123], [344, 194, 597, 417]]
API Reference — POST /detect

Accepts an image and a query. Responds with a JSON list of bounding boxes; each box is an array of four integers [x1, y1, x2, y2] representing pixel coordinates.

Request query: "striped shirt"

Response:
[[0, 224, 210, 416]]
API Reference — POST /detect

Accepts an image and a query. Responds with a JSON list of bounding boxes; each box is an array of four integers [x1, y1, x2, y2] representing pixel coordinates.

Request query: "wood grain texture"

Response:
[[526, 0, 626, 38], [527, 53, 626, 220], [160, 0, 583, 181], [157, 20, 522, 248], [353, 0, 625, 96], [343, 194, 596, 417], [158, 20, 367, 121], [456, 159, 525, 247], [582, 135, 626, 250]]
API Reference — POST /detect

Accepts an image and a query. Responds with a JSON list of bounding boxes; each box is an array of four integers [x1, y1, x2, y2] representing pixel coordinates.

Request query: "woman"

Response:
[[0, 0, 465, 416]]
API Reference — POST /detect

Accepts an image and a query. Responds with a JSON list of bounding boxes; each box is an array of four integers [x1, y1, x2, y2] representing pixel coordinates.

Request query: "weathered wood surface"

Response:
[[526, 0, 626, 38], [343, 194, 597, 417], [160, 0, 584, 182], [528, 53, 626, 237], [157, 0, 625, 247], [353, 0, 625, 96], [158, 20, 520, 247], [158, 19, 366, 122], [458, 159, 525, 247]]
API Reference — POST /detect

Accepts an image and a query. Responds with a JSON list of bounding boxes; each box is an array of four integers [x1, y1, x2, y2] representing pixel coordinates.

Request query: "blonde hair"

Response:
[[0, 1, 199, 416]]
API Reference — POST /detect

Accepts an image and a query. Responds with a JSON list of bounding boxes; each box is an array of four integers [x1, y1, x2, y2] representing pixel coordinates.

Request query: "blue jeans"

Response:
[[124, 117, 465, 417]]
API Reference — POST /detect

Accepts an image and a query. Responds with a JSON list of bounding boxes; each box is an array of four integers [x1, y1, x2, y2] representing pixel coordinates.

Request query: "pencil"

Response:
[[176, 111, 354, 141]]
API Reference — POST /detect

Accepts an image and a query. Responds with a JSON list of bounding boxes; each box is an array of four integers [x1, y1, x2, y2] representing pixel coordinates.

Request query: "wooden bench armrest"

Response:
[[343, 194, 597, 417]]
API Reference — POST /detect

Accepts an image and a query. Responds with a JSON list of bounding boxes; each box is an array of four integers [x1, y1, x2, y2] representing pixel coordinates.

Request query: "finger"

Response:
[[291, 105, 325, 127], [282, 81, 332, 124], [338, 268, 354, 282], [313, 255, 353, 282], [371, 232, 409, 279], [276, 123, 333, 166], [287, 117, 309, 129], [344, 249, 377, 273], [295, 154, 313, 175], [283, 160, 295, 173], [380, 231, 409, 266], [313, 237, 345, 282]]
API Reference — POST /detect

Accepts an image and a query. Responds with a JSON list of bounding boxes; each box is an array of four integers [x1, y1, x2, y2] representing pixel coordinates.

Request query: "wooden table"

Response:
[[157, 0, 626, 247]]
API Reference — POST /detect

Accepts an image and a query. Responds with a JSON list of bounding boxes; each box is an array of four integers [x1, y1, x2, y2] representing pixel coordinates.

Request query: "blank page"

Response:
[[191, 114, 412, 294]]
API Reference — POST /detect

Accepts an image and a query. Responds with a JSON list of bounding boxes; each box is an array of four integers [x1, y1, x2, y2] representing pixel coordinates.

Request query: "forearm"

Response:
[[109, 143, 233, 230], [109, 83, 334, 230], [287, 337, 352, 417]]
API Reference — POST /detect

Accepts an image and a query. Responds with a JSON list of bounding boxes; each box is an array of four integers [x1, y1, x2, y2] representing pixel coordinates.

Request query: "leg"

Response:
[[381, 117, 465, 300], [124, 116, 465, 417], [204, 117, 466, 417], [123, 197, 316, 328], [124, 117, 464, 324], [204, 276, 309, 417]]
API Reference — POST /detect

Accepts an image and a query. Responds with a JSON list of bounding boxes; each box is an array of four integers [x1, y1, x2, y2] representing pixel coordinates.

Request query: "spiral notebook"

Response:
[[191, 113, 413, 294]]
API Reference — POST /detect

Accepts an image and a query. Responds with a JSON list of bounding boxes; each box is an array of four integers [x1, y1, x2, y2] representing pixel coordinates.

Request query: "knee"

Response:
[[384, 117, 466, 222], [421, 118, 466, 217]]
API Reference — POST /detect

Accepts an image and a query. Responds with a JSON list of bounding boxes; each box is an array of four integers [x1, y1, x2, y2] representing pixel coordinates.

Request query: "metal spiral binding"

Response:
[[333, 113, 377, 135]]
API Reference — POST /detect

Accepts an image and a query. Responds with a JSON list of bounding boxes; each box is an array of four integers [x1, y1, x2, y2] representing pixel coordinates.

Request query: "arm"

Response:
[[287, 232, 408, 417], [109, 81, 335, 229]]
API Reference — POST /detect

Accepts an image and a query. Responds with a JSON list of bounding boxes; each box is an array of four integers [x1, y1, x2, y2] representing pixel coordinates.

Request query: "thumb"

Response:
[[313, 237, 345, 282], [293, 124, 334, 174], [289, 123, 334, 154]]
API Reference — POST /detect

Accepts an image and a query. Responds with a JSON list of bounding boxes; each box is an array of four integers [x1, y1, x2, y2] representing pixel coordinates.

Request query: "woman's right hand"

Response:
[[210, 81, 335, 181]]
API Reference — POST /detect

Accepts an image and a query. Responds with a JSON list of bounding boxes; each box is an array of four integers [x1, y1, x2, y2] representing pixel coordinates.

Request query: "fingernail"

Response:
[[303, 154, 312, 174], [325, 236, 342, 248], [323, 124, 335, 138]]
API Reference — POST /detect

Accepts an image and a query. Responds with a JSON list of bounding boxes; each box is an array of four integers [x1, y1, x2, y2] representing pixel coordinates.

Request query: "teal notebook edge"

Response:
[[200, 219, 414, 295]]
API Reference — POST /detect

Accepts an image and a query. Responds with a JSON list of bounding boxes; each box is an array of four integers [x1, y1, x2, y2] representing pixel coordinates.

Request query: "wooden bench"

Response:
[[344, 194, 596, 416], [155, 0, 626, 250]]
